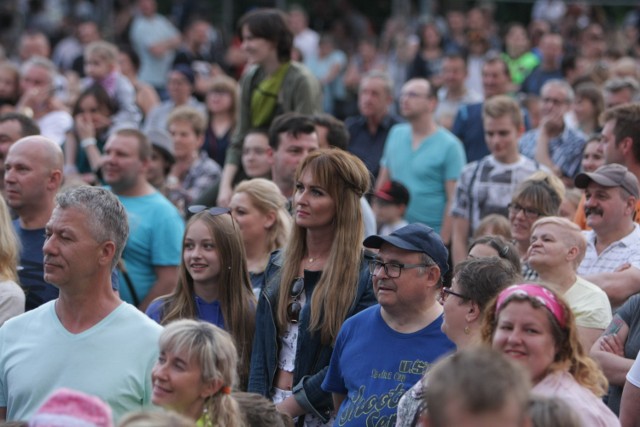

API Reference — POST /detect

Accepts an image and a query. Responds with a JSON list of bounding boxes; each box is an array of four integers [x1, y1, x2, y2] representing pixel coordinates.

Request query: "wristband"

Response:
[[80, 137, 97, 149]]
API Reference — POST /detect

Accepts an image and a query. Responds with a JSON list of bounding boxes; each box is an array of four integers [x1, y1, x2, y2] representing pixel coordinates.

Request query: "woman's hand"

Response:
[[75, 113, 96, 140]]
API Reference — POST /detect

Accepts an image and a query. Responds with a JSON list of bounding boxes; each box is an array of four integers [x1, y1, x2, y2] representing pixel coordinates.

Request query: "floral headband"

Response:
[[496, 284, 566, 328]]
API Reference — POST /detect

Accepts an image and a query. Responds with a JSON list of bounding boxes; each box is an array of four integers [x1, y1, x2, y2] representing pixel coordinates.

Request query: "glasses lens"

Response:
[[207, 207, 231, 216], [187, 205, 232, 216], [290, 278, 304, 297], [287, 301, 301, 324], [368, 260, 379, 275], [187, 204, 207, 214], [387, 264, 400, 278]]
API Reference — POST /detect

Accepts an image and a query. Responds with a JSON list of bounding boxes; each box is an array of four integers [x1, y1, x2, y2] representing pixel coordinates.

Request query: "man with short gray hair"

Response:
[[0, 186, 162, 422], [603, 76, 640, 109], [345, 71, 401, 180], [519, 79, 586, 181]]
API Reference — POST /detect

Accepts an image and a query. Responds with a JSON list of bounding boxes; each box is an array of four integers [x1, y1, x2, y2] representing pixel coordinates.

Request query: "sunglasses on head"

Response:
[[188, 205, 231, 216], [187, 205, 237, 230]]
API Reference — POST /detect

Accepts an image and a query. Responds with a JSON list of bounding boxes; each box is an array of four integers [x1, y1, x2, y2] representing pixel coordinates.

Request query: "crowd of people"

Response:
[[1, 0, 640, 426]]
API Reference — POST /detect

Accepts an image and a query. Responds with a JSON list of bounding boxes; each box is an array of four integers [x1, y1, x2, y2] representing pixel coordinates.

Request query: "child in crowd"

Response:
[[233, 392, 294, 427], [371, 180, 410, 235], [472, 213, 511, 240], [529, 396, 582, 427], [559, 187, 582, 220], [146, 208, 255, 389], [83, 40, 142, 128], [0, 61, 20, 111]]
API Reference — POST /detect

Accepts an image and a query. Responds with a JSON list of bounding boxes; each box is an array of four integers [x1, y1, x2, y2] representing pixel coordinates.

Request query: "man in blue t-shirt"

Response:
[[322, 224, 456, 427], [377, 78, 466, 237], [103, 128, 184, 311]]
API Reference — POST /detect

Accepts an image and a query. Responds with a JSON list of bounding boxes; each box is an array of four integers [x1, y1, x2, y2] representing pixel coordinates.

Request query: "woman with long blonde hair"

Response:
[[248, 149, 376, 425], [0, 194, 24, 325], [146, 210, 255, 389], [230, 178, 291, 294]]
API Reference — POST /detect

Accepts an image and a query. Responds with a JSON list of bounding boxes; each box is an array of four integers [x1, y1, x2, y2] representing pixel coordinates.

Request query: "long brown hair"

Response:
[[156, 212, 256, 388], [481, 284, 608, 396], [275, 149, 370, 344]]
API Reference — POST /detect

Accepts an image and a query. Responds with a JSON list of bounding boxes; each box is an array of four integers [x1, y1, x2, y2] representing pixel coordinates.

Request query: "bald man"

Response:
[[5, 136, 63, 309]]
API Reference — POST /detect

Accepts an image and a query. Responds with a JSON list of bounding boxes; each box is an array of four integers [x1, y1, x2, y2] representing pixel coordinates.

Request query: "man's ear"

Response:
[[426, 266, 441, 288], [619, 136, 633, 156], [48, 168, 63, 190], [98, 241, 116, 268]]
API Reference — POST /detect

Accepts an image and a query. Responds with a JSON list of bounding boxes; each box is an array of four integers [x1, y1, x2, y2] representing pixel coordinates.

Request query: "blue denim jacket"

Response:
[[248, 250, 376, 422]]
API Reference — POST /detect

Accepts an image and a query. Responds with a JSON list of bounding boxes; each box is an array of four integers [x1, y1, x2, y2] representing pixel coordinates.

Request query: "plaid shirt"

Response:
[[578, 224, 640, 275], [519, 125, 586, 178]]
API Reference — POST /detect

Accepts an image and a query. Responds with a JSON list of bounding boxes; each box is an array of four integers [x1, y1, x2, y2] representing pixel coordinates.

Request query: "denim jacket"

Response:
[[247, 250, 376, 422]]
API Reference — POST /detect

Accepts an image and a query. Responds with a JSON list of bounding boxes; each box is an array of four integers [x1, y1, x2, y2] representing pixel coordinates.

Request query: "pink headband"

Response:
[[496, 284, 566, 328]]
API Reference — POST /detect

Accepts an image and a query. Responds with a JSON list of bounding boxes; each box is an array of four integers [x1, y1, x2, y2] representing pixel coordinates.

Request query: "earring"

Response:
[[464, 325, 471, 335]]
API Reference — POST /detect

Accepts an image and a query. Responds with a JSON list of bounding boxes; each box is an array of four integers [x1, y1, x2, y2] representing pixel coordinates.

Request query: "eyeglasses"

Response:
[[507, 203, 542, 220], [287, 277, 305, 324], [368, 259, 429, 278], [440, 287, 469, 302], [399, 91, 430, 99], [187, 205, 236, 230], [541, 97, 569, 106]]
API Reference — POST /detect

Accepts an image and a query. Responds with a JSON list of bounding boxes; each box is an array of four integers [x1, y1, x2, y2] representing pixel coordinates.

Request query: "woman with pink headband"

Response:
[[482, 283, 620, 427]]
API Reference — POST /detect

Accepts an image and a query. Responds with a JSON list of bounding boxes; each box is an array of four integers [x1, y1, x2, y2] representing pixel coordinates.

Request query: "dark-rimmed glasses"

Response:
[[287, 277, 305, 324], [440, 287, 469, 302], [368, 259, 429, 278], [507, 203, 542, 220]]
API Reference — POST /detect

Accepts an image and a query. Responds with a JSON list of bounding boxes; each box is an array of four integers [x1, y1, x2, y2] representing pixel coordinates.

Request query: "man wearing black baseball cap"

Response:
[[575, 163, 640, 307], [322, 223, 455, 425]]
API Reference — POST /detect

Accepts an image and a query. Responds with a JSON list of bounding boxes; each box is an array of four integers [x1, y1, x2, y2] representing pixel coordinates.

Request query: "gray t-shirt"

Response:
[[607, 294, 640, 414]]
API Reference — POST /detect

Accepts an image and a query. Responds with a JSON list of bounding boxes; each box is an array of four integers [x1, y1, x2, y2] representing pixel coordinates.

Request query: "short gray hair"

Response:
[[361, 70, 394, 96], [20, 55, 56, 85], [604, 76, 640, 100], [56, 186, 129, 268], [542, 79, 575, 103]]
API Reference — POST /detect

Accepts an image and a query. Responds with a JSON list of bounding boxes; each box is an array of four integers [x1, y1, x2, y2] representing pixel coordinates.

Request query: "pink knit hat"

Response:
[[29, 388, 113, 427]]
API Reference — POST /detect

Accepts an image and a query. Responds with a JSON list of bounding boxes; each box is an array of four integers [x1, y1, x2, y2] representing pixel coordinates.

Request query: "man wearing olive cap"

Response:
[[575, 163, 640, 306], [322, 223, 455, 426]]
